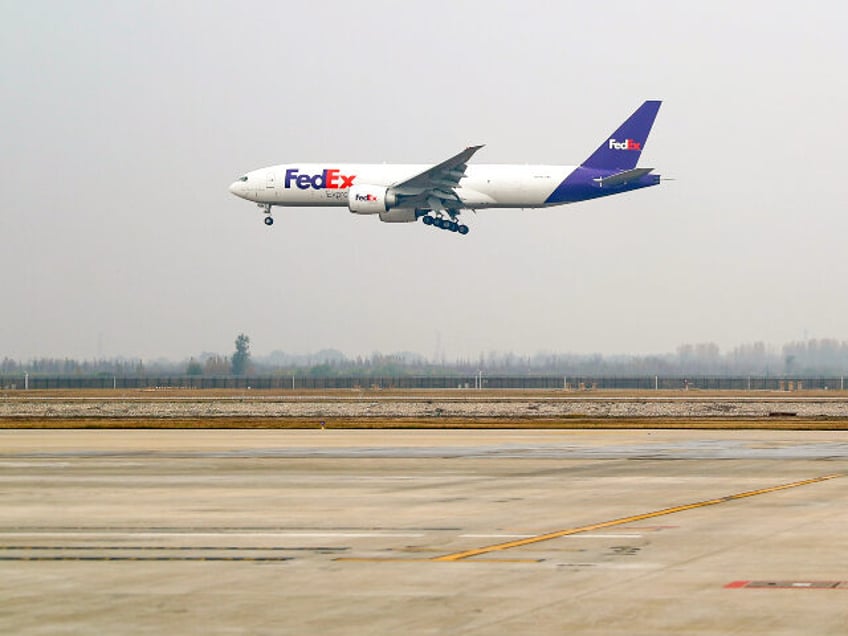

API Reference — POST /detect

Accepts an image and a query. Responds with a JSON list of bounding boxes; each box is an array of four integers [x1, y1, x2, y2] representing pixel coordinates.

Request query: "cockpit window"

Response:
[[239, 175, 248, 182]]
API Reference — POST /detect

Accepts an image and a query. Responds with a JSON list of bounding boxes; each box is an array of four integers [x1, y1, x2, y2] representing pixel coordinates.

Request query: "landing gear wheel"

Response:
[[424, 215, 468, 234], [264, 216, 274, 226]]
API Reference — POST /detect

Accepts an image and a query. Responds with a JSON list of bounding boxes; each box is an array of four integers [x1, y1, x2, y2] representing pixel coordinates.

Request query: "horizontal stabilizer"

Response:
[[593, 167, 654, 188]]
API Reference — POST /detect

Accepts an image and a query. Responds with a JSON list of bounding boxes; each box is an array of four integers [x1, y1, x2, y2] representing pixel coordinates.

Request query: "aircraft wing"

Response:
[[390, 145, 484, 210]]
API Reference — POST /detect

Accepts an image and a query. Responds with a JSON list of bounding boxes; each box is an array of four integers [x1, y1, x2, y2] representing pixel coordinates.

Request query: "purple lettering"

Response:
[[284, 168, 299, 188], [283, 168, 359, 190], [310, 170, 326, 189], [296, 174, 311, 189]]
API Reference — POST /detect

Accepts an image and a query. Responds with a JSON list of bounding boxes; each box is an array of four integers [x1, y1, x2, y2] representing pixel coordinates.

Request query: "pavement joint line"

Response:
[[0, 556, 294, 562], [0, 546, 347, 551], [432, 473, 845, 562]]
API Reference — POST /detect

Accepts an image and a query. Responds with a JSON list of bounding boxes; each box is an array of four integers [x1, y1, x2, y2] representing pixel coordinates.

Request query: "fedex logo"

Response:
[[608, 138, 642, 151], [355, 193, 377, 202], [284, 168, 356, 190]]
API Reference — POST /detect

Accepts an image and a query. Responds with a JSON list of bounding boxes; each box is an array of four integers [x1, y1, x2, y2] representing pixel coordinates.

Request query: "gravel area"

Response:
[[3, 396, 848, 419]]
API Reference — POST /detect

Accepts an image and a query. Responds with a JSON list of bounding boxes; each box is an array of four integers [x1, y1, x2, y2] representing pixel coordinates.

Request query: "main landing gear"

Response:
[[260, 203, 274, 226], [421, 215, 469, 235]]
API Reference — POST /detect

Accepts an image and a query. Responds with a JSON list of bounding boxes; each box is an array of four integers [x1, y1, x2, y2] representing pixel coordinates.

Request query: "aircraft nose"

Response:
[[229, 180, 245, 198]]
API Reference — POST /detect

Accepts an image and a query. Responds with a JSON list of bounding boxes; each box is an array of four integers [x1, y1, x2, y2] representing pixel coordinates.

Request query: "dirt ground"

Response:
[[2, 388, 848, 430]]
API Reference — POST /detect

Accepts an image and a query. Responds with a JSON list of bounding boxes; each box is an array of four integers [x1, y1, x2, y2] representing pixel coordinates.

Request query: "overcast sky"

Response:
[[2, 1, 847, 362]]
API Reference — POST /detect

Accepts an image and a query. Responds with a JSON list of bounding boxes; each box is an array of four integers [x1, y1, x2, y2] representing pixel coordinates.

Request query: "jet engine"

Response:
[[347, 185, 397, 214], [378, 209, 418, 223]]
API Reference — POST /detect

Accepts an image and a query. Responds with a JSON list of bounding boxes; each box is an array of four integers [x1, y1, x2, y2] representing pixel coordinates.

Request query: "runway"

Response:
[[2, 430, 847, 634]]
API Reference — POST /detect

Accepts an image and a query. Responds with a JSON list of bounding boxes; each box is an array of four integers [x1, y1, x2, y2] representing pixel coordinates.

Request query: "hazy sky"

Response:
[[2, 1, 847, 361]]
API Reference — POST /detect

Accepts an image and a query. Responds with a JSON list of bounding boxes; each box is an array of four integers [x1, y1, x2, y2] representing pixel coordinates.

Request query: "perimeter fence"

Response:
[[1, 375, 846, 391]]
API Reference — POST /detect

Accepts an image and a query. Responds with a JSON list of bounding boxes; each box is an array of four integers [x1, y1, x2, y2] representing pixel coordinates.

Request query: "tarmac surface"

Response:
[[1, 429, 847, 634]]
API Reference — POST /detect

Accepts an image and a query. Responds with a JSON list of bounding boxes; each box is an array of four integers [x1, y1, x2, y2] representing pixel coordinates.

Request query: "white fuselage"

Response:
[[230, 163, 580, 209], [230, 101, 663, 233]]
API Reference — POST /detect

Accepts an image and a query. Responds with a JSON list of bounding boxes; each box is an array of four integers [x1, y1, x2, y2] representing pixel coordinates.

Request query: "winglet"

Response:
[[580, 101, 661, 171]]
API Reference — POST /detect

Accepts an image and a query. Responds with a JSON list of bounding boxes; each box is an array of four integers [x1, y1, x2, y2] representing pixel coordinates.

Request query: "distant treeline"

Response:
[[3, 339, 848, 377]]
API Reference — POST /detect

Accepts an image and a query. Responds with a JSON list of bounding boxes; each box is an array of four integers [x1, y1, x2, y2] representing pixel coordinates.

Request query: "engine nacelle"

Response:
[[378, 209, 418, 223], [348, 184, 397, 215]]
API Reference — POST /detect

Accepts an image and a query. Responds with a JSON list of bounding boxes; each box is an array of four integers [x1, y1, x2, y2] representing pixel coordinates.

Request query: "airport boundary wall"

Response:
[[1, 375, 846, 391]]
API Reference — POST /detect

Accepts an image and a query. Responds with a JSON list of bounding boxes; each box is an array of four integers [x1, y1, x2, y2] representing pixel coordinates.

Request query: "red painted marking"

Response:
[[726, 580, 846, 590]]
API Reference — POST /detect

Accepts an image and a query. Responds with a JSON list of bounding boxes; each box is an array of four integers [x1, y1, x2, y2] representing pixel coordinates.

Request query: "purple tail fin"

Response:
[[580, 101, 662, 171]]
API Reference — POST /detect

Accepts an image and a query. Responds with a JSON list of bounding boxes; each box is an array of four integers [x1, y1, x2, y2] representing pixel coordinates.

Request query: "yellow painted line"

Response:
[[433, 473, 844, 562], [337, 557, 541, 563]]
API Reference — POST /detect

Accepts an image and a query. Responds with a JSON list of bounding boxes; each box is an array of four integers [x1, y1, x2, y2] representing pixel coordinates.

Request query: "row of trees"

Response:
[[4, 337, 848, 377], [184, 334, 251, 376], [1, 334, 253, 377]]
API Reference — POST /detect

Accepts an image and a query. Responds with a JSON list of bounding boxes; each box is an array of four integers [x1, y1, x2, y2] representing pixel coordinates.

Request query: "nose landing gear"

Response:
[[260, 203, 273, 226]]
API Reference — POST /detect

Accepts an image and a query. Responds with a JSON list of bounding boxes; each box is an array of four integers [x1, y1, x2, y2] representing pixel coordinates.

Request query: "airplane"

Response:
[[229, 100, 662, 235]]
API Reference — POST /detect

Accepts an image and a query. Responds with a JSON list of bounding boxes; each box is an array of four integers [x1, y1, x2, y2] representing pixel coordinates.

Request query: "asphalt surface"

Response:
[[1, 429, 847, 634]]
